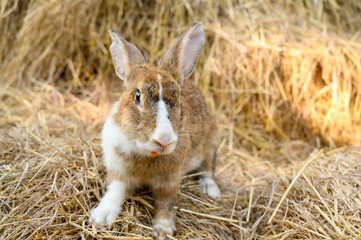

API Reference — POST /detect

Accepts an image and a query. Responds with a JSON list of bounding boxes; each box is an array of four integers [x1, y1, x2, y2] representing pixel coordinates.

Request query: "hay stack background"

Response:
[[1, 0, 361, 239]]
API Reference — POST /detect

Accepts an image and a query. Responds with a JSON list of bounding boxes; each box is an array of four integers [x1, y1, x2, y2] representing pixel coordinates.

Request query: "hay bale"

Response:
[[1, 0, 361, 144], [1, 0, 361, 239], [208, 19, 361, 145]]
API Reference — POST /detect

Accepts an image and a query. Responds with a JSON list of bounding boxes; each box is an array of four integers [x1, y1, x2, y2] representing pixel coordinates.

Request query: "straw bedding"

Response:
[[1, 0, 361, 239]]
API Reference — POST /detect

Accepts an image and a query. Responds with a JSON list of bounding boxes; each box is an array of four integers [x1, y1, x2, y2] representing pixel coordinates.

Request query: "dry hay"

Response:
[[1, 0, 361, 239]]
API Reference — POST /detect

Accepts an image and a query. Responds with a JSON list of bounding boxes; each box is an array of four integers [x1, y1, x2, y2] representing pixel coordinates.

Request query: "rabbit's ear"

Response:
[[109, 30, 145, 82], [162, 22, 204, 83]]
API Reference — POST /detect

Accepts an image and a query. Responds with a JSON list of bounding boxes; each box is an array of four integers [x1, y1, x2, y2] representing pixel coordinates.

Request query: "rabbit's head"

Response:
[[109, 22, 204, 157]]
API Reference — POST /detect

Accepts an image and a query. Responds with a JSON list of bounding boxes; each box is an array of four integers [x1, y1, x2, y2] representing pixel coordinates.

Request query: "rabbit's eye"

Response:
[[134, 88, 141, 104]]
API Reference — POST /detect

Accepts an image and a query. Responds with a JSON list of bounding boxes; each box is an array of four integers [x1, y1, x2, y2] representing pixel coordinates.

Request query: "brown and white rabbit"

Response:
[[90, 22, 220, 239]]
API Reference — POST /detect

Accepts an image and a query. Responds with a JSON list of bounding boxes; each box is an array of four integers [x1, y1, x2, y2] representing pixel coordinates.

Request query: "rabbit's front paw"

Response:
[[90, 204, 120, 227]]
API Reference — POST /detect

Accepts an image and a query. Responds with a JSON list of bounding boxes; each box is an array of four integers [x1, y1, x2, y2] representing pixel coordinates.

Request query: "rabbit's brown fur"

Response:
[[91, 22, 220, 239], [108, 74, 217, 183]]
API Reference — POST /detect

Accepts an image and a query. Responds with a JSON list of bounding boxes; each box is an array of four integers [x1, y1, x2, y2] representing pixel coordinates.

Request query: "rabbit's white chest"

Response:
[[101, 116, 132, 174]]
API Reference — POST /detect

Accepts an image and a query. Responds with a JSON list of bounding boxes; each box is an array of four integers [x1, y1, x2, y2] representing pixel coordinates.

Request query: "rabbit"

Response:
[[90, 22, 220, 239]]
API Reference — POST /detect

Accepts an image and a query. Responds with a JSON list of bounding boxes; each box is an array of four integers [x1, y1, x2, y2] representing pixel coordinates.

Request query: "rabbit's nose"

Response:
[[152, 137, 176, 149]]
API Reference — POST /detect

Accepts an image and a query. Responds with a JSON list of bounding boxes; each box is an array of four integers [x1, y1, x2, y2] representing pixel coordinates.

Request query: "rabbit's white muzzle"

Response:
[[150, 97, 178, 155]]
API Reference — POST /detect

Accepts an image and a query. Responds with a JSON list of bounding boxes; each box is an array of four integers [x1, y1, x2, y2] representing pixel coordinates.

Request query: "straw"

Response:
[[1, 0, 361, 239]]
